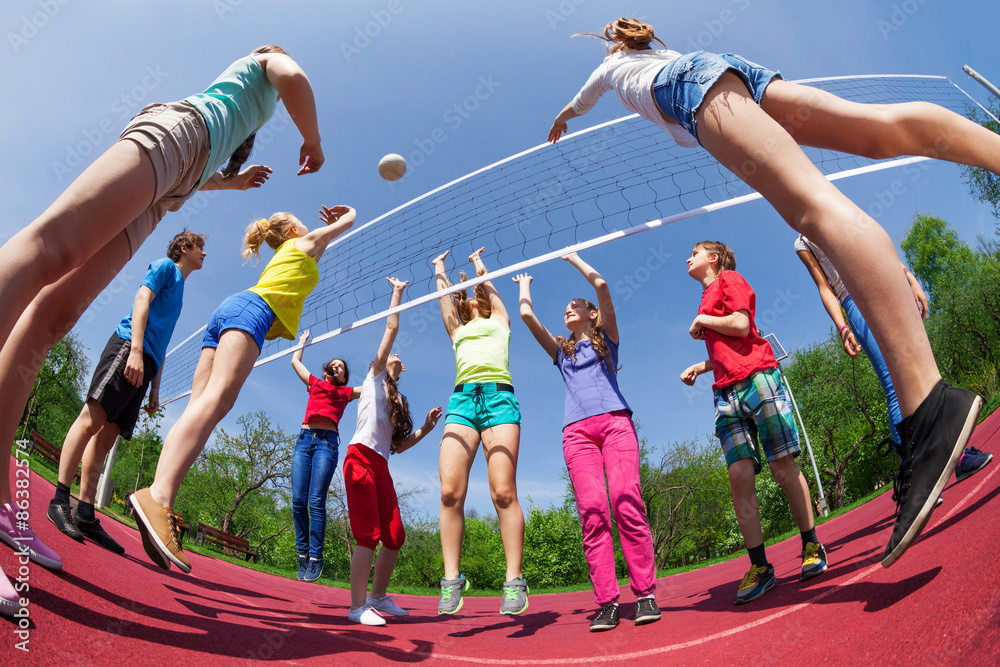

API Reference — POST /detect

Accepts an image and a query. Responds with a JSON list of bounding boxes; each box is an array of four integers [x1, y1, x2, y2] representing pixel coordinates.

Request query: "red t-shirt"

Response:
[[699, 271, 777, 390], [303, 374, 353, 426]]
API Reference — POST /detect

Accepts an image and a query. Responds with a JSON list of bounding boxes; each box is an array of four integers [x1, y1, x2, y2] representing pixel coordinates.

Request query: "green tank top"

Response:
[[453, 318, 513, 385], [184, 54, 278, 188], [248, 240, 318, 341]]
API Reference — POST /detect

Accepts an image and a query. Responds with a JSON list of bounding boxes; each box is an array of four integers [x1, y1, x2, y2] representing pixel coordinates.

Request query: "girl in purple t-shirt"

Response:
[[514, 252, 659, 632]]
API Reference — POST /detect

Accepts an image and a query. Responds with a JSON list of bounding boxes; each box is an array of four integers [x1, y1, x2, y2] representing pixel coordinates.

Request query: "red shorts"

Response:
[[343, 443, 405, 550]]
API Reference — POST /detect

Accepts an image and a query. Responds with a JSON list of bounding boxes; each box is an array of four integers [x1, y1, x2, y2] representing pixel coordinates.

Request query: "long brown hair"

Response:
[[555, 299, 618, 370], [575, 17, 666, 52], [241, 212, 298, 262], [449, 268, 492, 325], [385, 374, 413, 454]]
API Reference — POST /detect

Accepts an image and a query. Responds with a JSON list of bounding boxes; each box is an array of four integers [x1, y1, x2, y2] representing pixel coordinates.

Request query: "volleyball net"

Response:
[[158, 74, 990, 404]]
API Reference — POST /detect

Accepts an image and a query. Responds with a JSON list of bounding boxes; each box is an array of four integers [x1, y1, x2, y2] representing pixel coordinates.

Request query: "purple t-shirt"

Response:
[[555, 331, 631, 428]]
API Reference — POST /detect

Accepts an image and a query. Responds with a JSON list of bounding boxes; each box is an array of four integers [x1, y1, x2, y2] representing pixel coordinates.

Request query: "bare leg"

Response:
[[149, 329, 258, 507], [0, 231, 132, 505], [370, 546, 399, 599], [439, 423, 480, 580], [761, 80, 1000, 173], [0, 141, 154, 367], [767, 455, 814, 533], [481, 423, 524, 581], [58, 400, 111, 490], [728, 459, 764, 548], [78, 422, 121, 505], [696, 73, 938, 416], [349, 545, 375, 610]]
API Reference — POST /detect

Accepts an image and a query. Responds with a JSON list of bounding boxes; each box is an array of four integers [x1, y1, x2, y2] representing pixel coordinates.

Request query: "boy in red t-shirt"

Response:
[[680, 241, 827, 605]]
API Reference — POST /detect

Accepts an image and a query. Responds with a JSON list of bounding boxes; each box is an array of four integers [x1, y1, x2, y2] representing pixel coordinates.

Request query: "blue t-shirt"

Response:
[[116, 258, 185, 374], [555, 331, 631, 428]]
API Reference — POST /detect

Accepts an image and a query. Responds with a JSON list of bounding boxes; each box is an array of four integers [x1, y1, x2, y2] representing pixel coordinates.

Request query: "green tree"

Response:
[[20, 332, 89, 445], [522, 501, 588, 588], [900, 213, 979, 299]]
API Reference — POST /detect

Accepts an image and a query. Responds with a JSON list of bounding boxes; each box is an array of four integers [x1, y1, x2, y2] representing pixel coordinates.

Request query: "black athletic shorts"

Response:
[[87, 333, 157, 440]]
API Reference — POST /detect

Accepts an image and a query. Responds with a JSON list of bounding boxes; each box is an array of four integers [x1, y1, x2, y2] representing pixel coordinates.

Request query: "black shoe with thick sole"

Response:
[[47, 501, 84, 542], [74, 513, 125, 555], [634, 597, 661, 626], [882, 380, 982, 568], [589, 603, 620, 632]]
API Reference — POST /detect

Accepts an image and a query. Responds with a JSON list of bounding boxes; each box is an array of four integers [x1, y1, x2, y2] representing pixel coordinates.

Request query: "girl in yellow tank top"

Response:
[[129, 205, 354, 573]]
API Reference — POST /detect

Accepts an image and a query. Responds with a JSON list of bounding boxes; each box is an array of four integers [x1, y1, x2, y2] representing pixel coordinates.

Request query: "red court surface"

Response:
[[3, 409, 1000, 665]]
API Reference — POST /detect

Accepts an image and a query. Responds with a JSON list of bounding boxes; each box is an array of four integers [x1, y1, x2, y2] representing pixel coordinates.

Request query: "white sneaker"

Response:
[[367, 594, 409, 616], [348, 605, 386, 626]]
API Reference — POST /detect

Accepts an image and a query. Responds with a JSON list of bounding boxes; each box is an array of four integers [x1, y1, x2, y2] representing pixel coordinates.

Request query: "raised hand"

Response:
[[319, 204, 353, 225], [432, 250, 450, 264], [231, 165, 273, 190], [299, 330, 310, 345], [298, 140, 324, 175], [512, 273, 533, 285], [387, 276, 409, 290], [468, 247, 486, 263]]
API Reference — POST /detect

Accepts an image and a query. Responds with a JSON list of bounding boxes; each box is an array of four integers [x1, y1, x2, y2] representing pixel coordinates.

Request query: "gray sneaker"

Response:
[[438, 575, 470, 615], [500, 578, 529, 615]]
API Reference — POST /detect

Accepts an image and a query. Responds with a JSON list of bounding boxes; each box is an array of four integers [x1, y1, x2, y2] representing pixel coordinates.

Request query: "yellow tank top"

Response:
[[248, 240, 318, 340], [453, 317, 513, 385]]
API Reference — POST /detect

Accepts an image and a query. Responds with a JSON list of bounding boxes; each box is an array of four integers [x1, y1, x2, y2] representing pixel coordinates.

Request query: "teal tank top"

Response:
[[184, 55, 278, 188]]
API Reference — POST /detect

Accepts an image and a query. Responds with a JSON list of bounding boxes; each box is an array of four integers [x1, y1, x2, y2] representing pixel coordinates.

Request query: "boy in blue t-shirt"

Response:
[[47, 232, 206, 553], [680, 241, 827, 605]]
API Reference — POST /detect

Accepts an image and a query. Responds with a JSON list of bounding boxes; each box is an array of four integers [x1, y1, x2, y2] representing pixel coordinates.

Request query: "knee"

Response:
[[384, 528, 405, 551], [440, 485, 465, 510], [490, 485, 518, 511]]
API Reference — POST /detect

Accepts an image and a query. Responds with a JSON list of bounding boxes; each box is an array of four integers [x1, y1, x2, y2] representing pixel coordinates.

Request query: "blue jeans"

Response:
[[291, 428, 340, 558], [843, 296, 902, 445]]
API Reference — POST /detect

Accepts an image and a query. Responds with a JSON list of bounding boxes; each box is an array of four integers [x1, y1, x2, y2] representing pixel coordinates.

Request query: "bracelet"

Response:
[[838, 324, 849, 336]]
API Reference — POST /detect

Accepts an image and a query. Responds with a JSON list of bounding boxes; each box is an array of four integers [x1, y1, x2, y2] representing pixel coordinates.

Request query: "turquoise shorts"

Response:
[[714, 367, 800, 474], [445, 383, 521, 432]]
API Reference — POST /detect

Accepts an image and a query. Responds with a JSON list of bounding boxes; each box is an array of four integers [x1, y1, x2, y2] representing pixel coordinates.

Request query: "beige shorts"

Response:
[[119, 101, 211, 255]]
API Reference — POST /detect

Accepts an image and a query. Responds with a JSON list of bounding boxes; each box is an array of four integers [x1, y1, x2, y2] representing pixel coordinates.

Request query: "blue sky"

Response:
[[2, 1, 998, 519]]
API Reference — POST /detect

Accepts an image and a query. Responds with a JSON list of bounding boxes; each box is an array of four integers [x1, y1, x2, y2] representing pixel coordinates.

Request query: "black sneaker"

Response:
[[47, 501, 84, 542], [74, 513, 125, 555], [882, 380, 982, 568], [634, 597, 661, 625], [589, 603, 620, 632]]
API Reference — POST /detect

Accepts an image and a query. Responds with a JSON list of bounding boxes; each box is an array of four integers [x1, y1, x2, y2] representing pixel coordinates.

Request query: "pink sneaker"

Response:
[[0, 502, 63, 571], [0, 567, 19, 618]]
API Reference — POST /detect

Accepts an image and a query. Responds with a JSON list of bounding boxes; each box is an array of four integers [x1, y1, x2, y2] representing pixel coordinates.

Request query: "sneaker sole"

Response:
[[800, 562, 828, 582], [590, 623, 619, 632], [735, 576, 776, 605], [46, 506, 84, 543], [634, 614, 661, 626], [129, 495, 185, 572], [500, 598, 529, 616], [0, 596, 20, 618], [0, 529, 63, 570], [881, 395, 982, 568], [955, 453, 993, 482]]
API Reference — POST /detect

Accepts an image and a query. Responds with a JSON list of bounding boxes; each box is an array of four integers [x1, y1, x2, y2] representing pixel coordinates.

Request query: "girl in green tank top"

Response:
[[431, 247, 528, 617]]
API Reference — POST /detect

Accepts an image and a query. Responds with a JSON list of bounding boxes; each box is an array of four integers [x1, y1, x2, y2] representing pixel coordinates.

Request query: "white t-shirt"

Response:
[[571, 49, 699, 148], [349, 367, 394, 461], [794, 235, 850, 304]]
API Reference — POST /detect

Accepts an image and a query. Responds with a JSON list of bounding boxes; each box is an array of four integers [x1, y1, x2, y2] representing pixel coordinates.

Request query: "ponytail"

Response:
[[241, 212, 297, 262]]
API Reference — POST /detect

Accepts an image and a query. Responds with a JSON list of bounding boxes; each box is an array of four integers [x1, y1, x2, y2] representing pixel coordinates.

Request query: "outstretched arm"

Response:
[[290, 330, 312, 386], [564, 251, 617, 343], [257, 52, 324, 175], [295, 205, 355, 261], [200, 165, 273, 191], [395, 407, 443, 454], [548, 101, 583, 144], [433, 250, 461, 341], [371, 277, 408, 375], [469, 247, 509, 328], [512, 274, 558, 361], [796, 248, 860, 357]]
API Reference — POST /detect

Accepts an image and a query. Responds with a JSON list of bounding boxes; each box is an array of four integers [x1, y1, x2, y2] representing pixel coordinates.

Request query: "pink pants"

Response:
[[563, 410, 656, 605]]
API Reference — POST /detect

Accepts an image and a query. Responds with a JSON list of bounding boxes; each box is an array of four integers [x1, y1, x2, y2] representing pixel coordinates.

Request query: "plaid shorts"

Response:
[[714, 367, 800, 473]]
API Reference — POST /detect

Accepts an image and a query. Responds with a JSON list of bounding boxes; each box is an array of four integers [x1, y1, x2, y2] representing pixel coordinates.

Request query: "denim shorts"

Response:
[[652, 51, 781, 146], [714, 367, 800, 473], [445, 383, 521, 432], [202, 291, 275, 353]]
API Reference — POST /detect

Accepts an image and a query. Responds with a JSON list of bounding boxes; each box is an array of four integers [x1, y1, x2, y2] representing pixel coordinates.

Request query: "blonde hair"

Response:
[[241, 212, 298, 262], [555, 299, 618, 370], [694, 241, 737, 273], [575, 17, 665, 53]]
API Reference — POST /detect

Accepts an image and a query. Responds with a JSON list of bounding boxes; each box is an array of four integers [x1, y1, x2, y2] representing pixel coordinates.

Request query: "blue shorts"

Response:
[[202, 291, 274, 353], [714, 368, 800, 474], [445, 383, 521, 432], [653, 51, 782, 146]]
